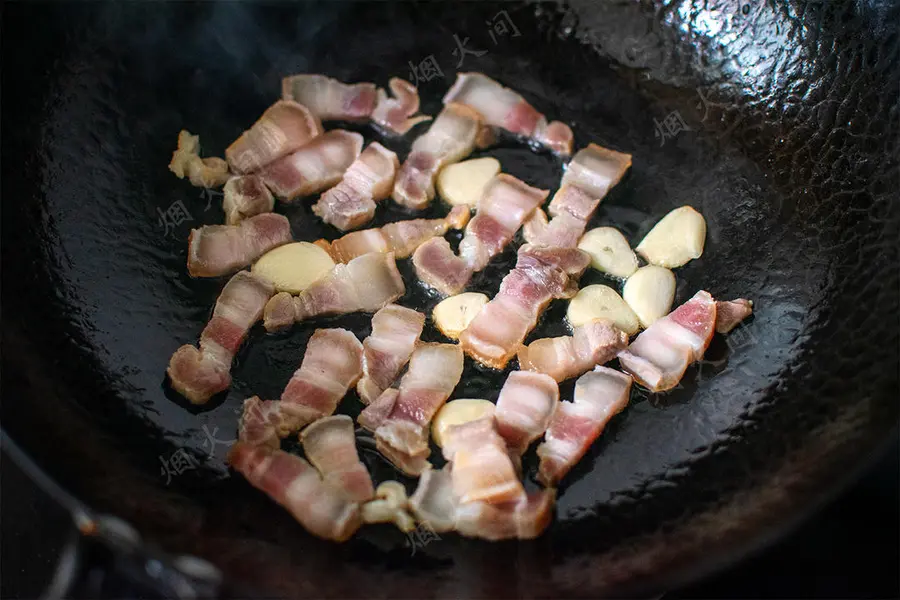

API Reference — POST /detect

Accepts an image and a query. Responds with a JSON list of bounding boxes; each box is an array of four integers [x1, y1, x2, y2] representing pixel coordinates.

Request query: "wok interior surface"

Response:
[[1, 1, 897, 597]]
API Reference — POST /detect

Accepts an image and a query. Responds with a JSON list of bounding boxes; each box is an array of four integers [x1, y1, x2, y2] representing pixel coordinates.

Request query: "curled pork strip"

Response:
[[560, 143, 632, 200], [408, 467, 458, 533], [281, 74, 378, 122], [312, 142, 399, 231], [494, 371, 559, 456], [167, 272, 273, 403], [222, 175, 274, 226], [412, 174, 547, 296], [459, 245, 591, 369], [226, 100, 323, 174], [358, 343, 464, 476], [522, 184, 600, 248], [618, 290, 717, 392], [442, 417, 526, 504], [260, 130, 364, 202], [715, 298, 754, 333], [517, 319, 628, 382], [187, 213, 292, 278], [300, 415, 374, 503], [357, 305, 425, 405], [371, 77, 432, 135], [443, 72, 573, 156], [263, 252, 405, 332], [168, 130, 230, 188], [392, 103, 482, 209], [322, 206, 470, 263], [227, 442, 362, 542], [536, 366, 632, 486]]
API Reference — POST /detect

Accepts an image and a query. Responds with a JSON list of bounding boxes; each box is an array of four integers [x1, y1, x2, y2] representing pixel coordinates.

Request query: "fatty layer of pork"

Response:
[[358, 343, 464, 476], [370, 78, 433, 135], [715, 298, 753, 333], [494, 371, 559, 456], [517, 319, 628, 382], [168, 130, 230, 188], [459, 245, 590, 369], [560, 143, 633, 201], [392, 103, 482, 209], [227, 442, 362, 542], [617, 290, 717, 392], [442, 72, 573, 156], [260, 130, 364, 202], [222, 175, 275, 225], [300, 415, 375, 503], [522, 185, 599, 248], [357, 305, 426, 405], [412, 174, 547, 295], [312, 142, 399, 231], [226, 100, 323, 174], [263, 252, 405, 332], [187, 213, 292, 278], [536, 365, 632, 486], [167, 272, 274, 403], [442, 417, 525, 505]]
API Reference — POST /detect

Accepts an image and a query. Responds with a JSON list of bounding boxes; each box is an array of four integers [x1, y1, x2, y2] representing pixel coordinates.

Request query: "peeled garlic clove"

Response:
[[566, 284, 640, 335], [252, 242, 335, 294], [622, 265, 676, 328], [432, 292, 489, 339], [436, 157, 501, 207], [578, 227, 639, 278], [635, 206, 707, 268], [431, 399, 495, 448]]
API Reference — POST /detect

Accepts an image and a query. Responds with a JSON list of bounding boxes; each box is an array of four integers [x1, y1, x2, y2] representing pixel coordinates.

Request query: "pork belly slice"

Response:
[[561, 143, 632, 200], [263, 252, 405, 332], [371, 77, 432, 135], [227, 442, 361, 542], [260, 130, 364, 202], [522, 185, 600, 248], [222, 175, 274, 225], [187, 213, 292, 278], [617, 290, 717, 392], [536, 366, 632, 486], [494, 371, 559, 455], [226, 100, 323, 174], [357, 305, 426, 405], [392, 103, 482, 209], [312, 142, 399, 231], [167, 272, 274, 403], [715, 298, 753, 333], [281, 74, 378, 122], [412, 174, 547, 296], [300, 415, 374, 503], [517, 319, 628, 382], [442, 417, 525, 504], [443, 72, 573, 156], [408, 467, 458, 533], [459, 245, 590, 369], [169, 130, 230, 188], [323, 206, 470, 263], [358, 343, 464, 476]]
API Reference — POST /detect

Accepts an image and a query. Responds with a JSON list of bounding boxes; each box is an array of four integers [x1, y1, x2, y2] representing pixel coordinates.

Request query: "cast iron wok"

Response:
[[1, 1, 898, 597]]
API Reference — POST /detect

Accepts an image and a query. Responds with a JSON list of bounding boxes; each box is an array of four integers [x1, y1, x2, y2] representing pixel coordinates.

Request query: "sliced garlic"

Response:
[[636, 206, 707, 268], [436, 157, 501, 207], [431, 399, 495, 448], [566, 284, 640, 335], [578, 227, 639, 278], [251, 242, 335, 294], [432, 292, 489, 339], [622, 265, 676, 328]]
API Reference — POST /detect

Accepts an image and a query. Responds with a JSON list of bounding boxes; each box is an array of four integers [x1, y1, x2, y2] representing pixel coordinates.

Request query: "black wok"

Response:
[[1, 1, 898, 597]]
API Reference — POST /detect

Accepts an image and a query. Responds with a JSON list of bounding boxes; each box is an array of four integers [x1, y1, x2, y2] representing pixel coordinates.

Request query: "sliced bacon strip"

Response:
[[300, 415, 374, 503], [226, 100, 323, 174], [222, 175, 275, 226], [227, 442, 361, 541], [412, 174, 547, 295], [560, 143, 632, 200], [517, 319, 628, 382], [359, 343, 464, 476], [522, 185, 599, 248], [459, 245, 590, 369], [494, 371, 559, 455], [443, 72, 573, 156], [357, 305, 425, 405], [169, 130, 230, 188], [536, 366, 632, 486], [263, 252, 405, 332], [238, 396, 287, 449], [371, 77, 432, 135], [715, 298, 753, 333], [454, 489, 556, 541], [312, 142, 399, 231], [442, 417, 526, 504], [281, 74, 378, 122], [323, 206, 470, 263], [408, 467, 458, 533], [187, 213, 292, 278], [260, 130, 364, 202], [167, 272, 273, 404], [392, 103, 483, 209], [618, 290, 717, 392]]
